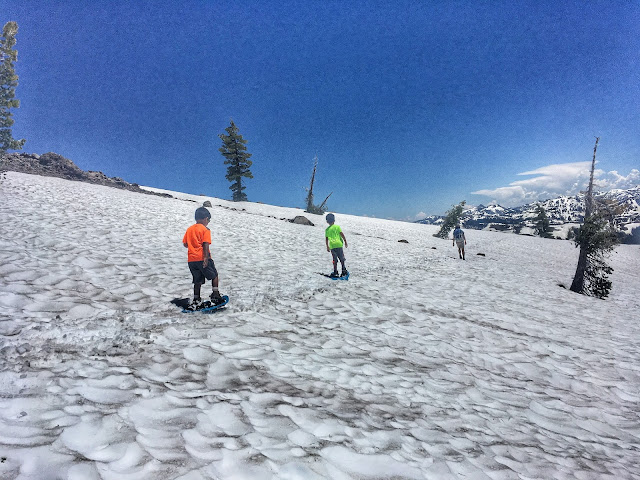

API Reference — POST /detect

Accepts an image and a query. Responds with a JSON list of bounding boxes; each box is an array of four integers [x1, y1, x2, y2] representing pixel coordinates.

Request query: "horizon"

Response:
[[6, 149, 639, 225], [3, 1, 639, 219]]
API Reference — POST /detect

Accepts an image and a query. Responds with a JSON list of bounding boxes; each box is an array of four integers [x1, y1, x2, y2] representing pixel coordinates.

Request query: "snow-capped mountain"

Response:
[[417, 186, 640, 243]]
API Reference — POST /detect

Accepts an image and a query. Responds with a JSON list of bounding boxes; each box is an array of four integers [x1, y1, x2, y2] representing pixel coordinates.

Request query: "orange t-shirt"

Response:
[[182, 223, 212, 262]]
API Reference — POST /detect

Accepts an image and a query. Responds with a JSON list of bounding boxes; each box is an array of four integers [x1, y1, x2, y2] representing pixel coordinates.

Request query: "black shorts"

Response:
[[188, 259, 218, 284]]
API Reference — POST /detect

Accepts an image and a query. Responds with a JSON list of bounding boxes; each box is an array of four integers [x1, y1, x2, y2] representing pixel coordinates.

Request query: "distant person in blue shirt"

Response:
[[452, 224, 466, 260]]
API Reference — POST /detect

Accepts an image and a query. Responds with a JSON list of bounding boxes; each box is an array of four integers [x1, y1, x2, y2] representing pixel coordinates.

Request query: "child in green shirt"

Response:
[[325, 213, 348, 278]]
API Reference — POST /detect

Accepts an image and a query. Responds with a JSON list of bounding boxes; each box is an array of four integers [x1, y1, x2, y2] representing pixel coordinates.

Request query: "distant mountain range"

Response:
[[417, 186, 640, 244]]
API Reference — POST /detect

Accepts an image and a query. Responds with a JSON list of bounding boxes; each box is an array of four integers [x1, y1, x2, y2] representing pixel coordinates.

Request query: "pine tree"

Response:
[[0, 21, 26, 154], [219, 120, 253, 202], [572, 213, 617, 297], [434, 200, 466, 239], [569, 137, 619, 299], [534, 204, 553, 238]]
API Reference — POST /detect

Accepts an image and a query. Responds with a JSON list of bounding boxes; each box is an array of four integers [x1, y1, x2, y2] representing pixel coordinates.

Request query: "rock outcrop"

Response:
[[0, 152, 172, 198], [290, 216, 314, 226]]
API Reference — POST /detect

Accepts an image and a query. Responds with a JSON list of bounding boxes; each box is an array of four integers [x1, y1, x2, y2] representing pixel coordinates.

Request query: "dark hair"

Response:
[[326, 213, 335, 224], [195, 207, 211, 221]]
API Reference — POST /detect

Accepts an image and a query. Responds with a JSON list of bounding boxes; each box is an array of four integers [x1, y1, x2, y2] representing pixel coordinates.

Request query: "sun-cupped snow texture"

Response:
[[1, 171, 639, 479]]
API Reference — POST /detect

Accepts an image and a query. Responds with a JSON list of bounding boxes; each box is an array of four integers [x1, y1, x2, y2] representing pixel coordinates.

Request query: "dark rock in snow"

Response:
[[290, 216, 314, 226]]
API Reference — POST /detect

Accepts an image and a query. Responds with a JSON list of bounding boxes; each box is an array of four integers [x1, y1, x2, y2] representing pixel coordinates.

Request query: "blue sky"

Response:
[[3, 1, 639, 219]]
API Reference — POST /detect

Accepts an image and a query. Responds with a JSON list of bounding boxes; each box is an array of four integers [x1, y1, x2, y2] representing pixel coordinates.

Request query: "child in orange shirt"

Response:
[[183, 207, 224, 306]]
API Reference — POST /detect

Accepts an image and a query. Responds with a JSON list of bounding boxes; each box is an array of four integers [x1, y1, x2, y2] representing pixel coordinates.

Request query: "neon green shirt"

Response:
[[325, 224, 344, 249]]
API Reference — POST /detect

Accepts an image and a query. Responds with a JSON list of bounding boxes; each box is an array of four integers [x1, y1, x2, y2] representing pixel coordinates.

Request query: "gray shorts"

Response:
[[331, 247, 346, 264], [188, 259, 218, 284], [456, 240, 465, 248]]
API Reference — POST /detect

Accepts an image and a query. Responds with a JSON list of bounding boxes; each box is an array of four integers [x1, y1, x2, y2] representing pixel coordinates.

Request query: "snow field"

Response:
[[0, 171, 639, 479]]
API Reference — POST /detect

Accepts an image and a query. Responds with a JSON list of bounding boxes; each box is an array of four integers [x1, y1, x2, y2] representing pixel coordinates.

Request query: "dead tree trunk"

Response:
[[305, 156, 318, 212], [570, 137, 599, 294], [318, 192, 333, 210]]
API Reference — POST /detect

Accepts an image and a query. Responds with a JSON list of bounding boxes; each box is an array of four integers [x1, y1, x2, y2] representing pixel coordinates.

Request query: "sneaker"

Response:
[[210, 292, 225, 305], [340, 270, 349, 277], [329, 272, 339, 278], [189, 298, 203, 311]]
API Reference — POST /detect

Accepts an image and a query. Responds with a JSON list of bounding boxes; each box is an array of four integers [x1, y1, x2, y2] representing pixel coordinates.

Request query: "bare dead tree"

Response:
[[305, 155, 330, 214], [305, 156, 318, 213]]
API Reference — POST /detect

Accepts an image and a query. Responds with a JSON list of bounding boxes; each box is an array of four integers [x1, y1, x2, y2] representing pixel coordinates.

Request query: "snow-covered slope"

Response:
[[1, 172, 639, 479], [419, 186, 640, 242]]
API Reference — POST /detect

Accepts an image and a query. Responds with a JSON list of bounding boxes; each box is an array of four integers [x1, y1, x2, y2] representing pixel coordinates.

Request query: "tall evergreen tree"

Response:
[[0, 21, 26, 153], [534, 204, 553, 238], [219, 120, 253, 202], [434, 200, 466, 239], [570, 137, 619, 298]]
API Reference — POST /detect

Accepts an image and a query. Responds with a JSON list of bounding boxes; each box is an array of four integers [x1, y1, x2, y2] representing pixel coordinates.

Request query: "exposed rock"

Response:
[[0, 152, 173, 198], [398, 239, 409, 243], [477, 253, 486, 257], [203, 200, 212, 207], [290, 216, 314, 226], [2, 152, 84, 179]]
